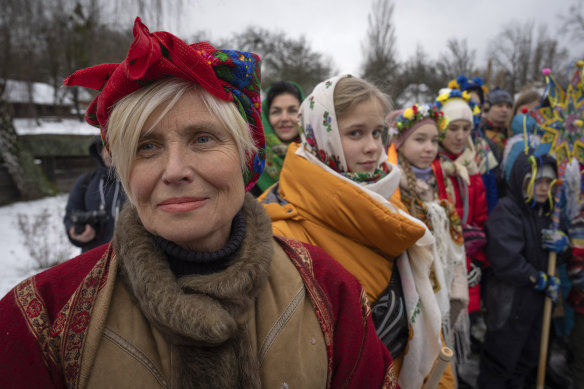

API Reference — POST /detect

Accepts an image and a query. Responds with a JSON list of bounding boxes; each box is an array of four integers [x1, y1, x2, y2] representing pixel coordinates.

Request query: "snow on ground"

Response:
[[14, 117, 99, 136], [0, 194, 79, 298]]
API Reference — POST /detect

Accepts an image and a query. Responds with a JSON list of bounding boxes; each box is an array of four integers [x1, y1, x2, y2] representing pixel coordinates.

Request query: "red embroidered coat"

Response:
[[0, 238, 397, 388]]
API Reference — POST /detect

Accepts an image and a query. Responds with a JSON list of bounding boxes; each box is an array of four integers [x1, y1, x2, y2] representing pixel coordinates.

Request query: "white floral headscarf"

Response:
[[297, 74, 392, 185]]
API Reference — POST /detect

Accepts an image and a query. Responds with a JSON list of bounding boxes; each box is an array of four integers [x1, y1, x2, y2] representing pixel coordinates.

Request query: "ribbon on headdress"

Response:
[[63, 17, 265, 190]]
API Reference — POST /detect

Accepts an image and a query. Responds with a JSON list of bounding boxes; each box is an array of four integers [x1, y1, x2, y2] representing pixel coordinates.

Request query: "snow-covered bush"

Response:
[[16, 206, 75, 269]]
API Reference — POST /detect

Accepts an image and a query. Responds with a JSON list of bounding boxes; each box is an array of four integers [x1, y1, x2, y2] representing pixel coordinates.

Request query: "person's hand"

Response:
[[532, 271, 561, 302], [542, 229, 569, 253], [69, 225, 96, 243], [467, 261, 482, 287]]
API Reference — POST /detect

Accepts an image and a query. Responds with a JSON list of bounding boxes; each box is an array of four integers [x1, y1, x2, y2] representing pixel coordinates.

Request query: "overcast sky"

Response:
[[163, 0, 581, 75]]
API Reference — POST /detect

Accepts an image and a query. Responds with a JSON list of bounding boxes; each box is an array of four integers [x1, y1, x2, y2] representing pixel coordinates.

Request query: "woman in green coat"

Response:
[[251, 80, 304, 196]]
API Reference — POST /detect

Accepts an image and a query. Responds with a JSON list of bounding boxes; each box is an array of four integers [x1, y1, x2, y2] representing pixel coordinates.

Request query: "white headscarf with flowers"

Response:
[[297, 75, 442, 389], [297, 74, 398, 197]]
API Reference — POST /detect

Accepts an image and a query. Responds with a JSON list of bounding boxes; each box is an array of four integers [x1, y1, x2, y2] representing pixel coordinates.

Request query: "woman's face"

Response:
[[129, 92, 245, 252], [441, 119, 472, 155], [400, 123, 439, 169], [338, 97, 384, 174], [268, 93, 300, 143]]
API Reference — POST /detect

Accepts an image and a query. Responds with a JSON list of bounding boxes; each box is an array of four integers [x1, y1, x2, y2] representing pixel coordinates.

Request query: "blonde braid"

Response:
[[398, 151, 422, 214]]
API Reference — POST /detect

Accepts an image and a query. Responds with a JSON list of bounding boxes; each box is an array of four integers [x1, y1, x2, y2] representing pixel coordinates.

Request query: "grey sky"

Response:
[[165, 0, 580, 75]]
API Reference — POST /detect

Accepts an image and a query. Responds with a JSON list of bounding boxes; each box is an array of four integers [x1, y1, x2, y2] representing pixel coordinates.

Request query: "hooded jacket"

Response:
[[64, 136, 126, 252], [484, 152, 560, 329]]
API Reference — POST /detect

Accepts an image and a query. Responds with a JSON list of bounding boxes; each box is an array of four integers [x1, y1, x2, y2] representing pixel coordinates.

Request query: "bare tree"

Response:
[[487, 20, 568, 95], [360, 0, 399, 97], [394, 45, 443, 107], [559, 0, 584, 43], [437, 38, 476, 81], [232, 27, 335, 95]]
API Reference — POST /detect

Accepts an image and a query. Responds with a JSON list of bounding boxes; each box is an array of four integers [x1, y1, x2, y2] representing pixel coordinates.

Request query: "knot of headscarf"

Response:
[[439, 147, 479, 225], [63, 17, 265, 190], [439, 147, 479, 186]]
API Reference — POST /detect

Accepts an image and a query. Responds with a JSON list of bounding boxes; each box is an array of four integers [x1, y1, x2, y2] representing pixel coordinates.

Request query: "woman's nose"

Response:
[[280, 112, 292, 122], [162, 146, 194, 184]]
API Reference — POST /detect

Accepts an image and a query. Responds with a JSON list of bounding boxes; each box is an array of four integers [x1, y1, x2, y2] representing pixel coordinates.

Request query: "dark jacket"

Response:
[[484, 152, 562, 329], [63, 136, 125, 252]]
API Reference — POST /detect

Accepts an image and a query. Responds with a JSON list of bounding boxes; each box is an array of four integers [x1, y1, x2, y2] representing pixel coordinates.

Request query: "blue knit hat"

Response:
[[487, 87, 513, 106]]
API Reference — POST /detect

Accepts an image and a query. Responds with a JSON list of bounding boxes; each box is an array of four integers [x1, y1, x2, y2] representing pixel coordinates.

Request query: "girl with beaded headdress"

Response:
[[260, 74, 456, 389], [388, 104, 470, 377]]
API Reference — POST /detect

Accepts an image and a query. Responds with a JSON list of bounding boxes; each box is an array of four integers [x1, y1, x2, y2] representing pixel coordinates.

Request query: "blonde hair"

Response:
[[107, 77, 256, 203], [333, 76, 393, 120], [398, 151, 422, 214], [512, 89, 541, 117]]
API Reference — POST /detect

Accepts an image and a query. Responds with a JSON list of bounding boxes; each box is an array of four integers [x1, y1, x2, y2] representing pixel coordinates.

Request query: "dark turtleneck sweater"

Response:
[[152, 212, 246, 277]]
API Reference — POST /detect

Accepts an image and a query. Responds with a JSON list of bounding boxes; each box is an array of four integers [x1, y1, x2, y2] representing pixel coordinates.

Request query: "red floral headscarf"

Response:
[[63, 17, 265, 190]]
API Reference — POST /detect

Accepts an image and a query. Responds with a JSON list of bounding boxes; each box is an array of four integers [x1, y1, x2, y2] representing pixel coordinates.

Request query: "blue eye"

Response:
[[138, 143, 155, 151], [196, 135, 212, 143]]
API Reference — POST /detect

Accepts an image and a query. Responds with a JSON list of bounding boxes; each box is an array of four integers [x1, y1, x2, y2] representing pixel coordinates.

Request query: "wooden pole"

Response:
[[423, 347, 454, 389], [536, 251, 557, 389]]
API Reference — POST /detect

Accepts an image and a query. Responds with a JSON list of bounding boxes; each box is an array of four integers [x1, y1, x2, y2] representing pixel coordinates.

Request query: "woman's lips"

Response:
[[359, 161, 377, 169], [157, 197, 208, 213]]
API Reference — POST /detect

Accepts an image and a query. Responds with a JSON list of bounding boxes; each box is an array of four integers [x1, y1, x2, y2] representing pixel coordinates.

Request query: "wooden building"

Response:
[[0, 80, 97, 205]]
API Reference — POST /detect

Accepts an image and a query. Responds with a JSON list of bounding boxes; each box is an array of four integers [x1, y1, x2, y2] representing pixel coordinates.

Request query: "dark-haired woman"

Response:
[[251, 80, 304, 196]]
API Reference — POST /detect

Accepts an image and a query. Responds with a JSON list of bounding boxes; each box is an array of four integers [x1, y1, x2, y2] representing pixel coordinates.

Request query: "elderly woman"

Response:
[[0, 19, 396, 389]]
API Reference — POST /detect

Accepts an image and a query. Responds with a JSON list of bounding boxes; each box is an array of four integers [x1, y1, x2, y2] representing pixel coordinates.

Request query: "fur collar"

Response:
[[113, 193, 273, 388]]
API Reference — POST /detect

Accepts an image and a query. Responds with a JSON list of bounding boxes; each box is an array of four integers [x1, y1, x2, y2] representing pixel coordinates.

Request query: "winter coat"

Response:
[[477, 152, 569, 388], [260, 143, 455, 389], [436, 150, 488, 313], [0, 194, 397, 389], [261, 144, 426, 304], [484, 152, 562, 329], [64, 136, 125, 252]]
